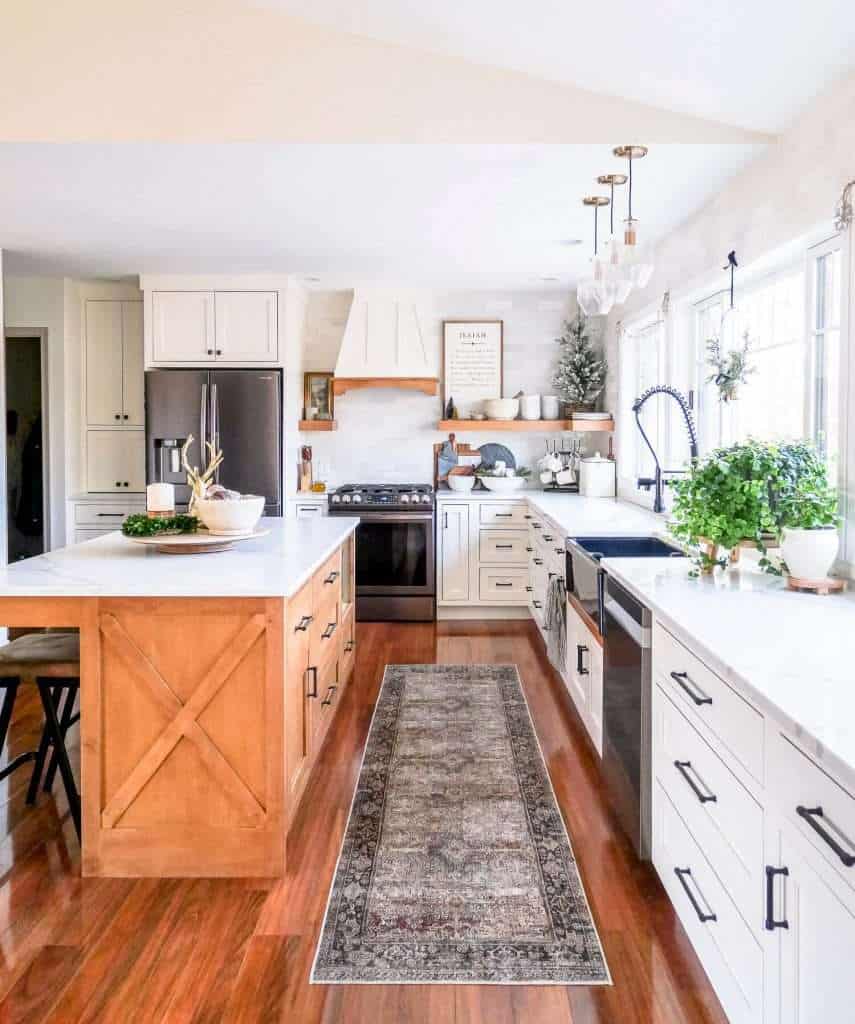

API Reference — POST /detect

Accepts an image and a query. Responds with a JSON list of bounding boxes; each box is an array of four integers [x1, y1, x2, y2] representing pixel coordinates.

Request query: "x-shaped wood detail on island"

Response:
[[99, 612, 267, 829]]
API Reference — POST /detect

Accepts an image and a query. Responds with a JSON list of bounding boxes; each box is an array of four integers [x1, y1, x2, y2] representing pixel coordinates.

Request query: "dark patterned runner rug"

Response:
[[311, 664, 610, 985]]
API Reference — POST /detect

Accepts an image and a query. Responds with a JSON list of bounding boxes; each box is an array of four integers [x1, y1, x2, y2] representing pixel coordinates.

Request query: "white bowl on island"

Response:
[[195, 495, 265, 536], [479, 476, 527, 493]]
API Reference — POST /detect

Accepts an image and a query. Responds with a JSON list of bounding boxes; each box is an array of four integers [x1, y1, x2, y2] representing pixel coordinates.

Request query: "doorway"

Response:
[[5, 332, 48, 561]]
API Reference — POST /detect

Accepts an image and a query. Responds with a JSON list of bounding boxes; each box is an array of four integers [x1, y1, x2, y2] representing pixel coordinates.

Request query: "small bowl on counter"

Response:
[[483, 398, 519, 420], [479, 476, 527, 493], [446, 475, 476, 493], [195, 495, 265, 536]]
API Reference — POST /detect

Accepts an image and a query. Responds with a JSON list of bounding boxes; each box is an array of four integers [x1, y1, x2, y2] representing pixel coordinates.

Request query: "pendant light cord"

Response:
[[609, 180, 615, 234], [627, 154, 633, 221], [594, 204, 599, 256], [724, 250, 738, 308]]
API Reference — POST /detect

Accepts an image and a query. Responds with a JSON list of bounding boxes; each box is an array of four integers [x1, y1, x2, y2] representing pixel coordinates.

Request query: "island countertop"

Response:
[[0, 516, 360, 599]]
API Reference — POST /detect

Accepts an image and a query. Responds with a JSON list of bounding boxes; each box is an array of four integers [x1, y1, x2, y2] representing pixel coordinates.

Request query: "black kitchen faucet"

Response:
[[632, 386, 699, 513]]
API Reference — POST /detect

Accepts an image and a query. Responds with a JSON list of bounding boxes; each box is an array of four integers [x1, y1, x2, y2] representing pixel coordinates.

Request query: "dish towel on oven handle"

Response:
[[545, 573, 566, 669]]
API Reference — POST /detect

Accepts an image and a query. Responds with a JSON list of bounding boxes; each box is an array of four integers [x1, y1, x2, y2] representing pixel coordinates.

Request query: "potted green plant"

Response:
[[774, 447, 839, 581]]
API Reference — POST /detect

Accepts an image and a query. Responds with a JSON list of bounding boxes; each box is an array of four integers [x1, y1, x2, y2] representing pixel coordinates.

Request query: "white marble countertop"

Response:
[[603, 555, 855, 791], [0, 517, 359, 599]]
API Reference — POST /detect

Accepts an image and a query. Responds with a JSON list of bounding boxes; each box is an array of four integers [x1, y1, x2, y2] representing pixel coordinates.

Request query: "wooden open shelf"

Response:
[[436, 418, 614, 433], [299, 420, 337, 432], [333, 377, 439, 397]]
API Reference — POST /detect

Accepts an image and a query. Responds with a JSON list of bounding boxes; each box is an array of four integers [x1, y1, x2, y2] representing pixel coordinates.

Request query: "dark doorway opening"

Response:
[[6, 335, 46, 562]]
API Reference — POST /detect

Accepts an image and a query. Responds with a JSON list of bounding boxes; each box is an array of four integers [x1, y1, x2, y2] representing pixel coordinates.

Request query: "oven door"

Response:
[[352, 512, 436, 597]]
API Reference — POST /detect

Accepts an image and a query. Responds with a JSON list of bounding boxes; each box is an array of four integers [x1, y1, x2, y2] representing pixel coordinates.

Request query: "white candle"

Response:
[[147, 482, 175, 513]]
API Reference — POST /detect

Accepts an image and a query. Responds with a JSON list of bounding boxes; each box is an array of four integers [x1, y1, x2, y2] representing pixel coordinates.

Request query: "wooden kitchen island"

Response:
[[0, 517, 358, 878]]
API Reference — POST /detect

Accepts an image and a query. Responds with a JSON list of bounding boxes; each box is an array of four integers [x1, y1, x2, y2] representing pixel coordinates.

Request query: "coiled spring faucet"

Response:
[[632, 386, 699, 513]]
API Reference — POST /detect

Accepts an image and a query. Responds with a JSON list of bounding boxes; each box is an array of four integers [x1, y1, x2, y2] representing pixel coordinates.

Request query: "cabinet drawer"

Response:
[[770, 730, 855, 892], [479, 502, 528, 526], [339, 604, 356, 685], [479, 567, 529, 603], [655, 686, 763, 932], [309, 649, 339, 752], [313, 548, 342, 608], [74, 502, 140, 526], [310, 598, 340, 667], [73, 528, 115, 544], [293, 503, 325, 519], [654, 786, 763, 1024], [478, 529, 528, 564], [654, 622, 764, 783]]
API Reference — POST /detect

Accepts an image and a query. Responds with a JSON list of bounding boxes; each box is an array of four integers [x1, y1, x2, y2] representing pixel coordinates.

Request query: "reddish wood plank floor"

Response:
[[0, 620, 727, 1023]]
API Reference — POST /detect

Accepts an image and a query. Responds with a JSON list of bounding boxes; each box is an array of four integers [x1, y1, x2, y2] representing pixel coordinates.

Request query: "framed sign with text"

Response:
[[442, 320, 503, 415]]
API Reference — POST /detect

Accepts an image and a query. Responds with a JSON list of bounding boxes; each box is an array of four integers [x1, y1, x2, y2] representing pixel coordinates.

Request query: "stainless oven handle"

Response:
[[351, 512, 434, 523]]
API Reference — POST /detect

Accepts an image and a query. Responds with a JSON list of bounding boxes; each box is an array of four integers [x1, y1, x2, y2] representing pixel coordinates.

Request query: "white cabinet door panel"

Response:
[[85, 301, 124, 426], [440, 504, 470, 602], [214, 291, 278, 361], [121, 301, 145, 425], [152, 291, 215, 362], [86, 431, 146, 493]]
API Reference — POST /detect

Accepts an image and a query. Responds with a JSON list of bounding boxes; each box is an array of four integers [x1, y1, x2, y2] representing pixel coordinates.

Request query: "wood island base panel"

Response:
[[0, 522, 357, 878]]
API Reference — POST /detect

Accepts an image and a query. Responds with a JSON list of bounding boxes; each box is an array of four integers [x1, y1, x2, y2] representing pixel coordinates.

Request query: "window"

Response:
[[618, 318, 664, 494]]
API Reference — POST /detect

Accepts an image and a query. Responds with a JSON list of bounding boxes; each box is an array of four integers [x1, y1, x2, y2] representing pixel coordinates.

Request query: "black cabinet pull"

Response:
[[796, 805, 855, 867], [576, 644, 589, 676], [306, 666, 318, 698], [674, 760, 717, 804], [321, 621, 337, 640], [215, 349, 223, 355], [96, 512, 123, 517], [123, 414, 129, 420], [114, 414, 120, 420], [495, 544, 514, 549], [533, 600, 542, 609], [543, 534, 554, 542], [548, 571, 556, 579], [324, 571, 340, 584], [533, 558, 543, 565], [124, 482, 129, 487], [671, 670, 712, 706], [206, 348, 213, 355], [525, 546, 533, 553], [344, 640, 354, 652], [555, 547, 564, 555], [294, 614, 312, 632], [321, 685, 337, 707], [495, 582, 513, 588], [524, 514, 533, 520], [494, 512, 513, 518], [674, 867, 716, 923], [532, 523, 542, 529], [115, 481, 121, 487], [525, 586, 533, 592], [765, 866, 789, 931]]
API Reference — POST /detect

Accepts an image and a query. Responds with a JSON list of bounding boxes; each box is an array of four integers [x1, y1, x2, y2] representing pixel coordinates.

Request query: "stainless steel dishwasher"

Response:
[[601, 573, 653, 860]]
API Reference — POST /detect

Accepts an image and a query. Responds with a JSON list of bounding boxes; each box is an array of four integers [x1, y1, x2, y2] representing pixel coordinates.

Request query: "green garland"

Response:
[[121, 513, 199, 537]]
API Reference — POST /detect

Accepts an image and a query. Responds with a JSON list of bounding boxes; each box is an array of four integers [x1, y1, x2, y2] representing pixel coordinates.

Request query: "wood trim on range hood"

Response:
[[333, 377, 438, 397]]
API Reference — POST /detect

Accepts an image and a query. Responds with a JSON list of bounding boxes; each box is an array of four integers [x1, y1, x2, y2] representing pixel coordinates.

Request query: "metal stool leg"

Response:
[[27, 685, 61, 804], [0, 679, 20, 765], [42, 684, 79, 794], [35, 678, 80, 840]]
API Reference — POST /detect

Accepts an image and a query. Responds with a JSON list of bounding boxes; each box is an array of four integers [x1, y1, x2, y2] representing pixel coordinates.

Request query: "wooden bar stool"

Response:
[[0, 631, 81, 839]]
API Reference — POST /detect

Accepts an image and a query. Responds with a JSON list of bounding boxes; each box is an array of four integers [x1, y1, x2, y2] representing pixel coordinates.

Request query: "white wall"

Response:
[[3, 275, 67, 547], [606, 71, 855, 564], [296, 288, 609, 488]]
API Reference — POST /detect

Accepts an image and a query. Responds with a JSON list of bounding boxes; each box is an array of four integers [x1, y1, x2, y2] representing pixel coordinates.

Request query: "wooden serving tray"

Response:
[[128, 527, 269, 555]]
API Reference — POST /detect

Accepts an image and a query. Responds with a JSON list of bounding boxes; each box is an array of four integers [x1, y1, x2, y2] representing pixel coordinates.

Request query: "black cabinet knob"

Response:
[[215, 349, 223, 355], [114, 414, 120, 420], [206, 349, 213, 355], [123, 414, 129, 420]]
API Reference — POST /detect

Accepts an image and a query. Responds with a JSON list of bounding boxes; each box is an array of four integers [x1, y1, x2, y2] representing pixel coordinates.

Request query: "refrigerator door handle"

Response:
[[200, 382, 208, 457], [211, 382, 220, 481]]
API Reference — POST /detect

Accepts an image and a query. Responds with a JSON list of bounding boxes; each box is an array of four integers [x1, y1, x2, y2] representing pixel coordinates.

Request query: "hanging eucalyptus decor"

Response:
[[706, 251, 755, 402]]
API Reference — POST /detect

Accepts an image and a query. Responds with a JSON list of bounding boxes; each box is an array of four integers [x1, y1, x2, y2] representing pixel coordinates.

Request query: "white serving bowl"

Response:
[[446, 475, 476, 493], [480, 476, 527, 492], [195, 495, 265, 536], [483, 398, 519, 420]]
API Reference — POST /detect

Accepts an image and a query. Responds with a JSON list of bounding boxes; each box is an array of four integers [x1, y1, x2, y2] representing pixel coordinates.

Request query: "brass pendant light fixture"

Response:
[[613, 144, 654, 289], [577, 195, 617, 317], [596, 172, 633, 304]]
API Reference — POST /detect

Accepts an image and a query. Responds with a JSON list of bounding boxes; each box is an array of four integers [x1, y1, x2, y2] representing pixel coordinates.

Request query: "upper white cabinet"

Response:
[[85, 300, 144, 427], [149, 289, 278, 364], [151, 291, 215, 362], [214, 291, 277, 361]]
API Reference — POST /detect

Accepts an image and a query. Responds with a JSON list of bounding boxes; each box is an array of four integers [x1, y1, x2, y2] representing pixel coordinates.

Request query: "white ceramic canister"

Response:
[[519, 394, 541, 420], [579, 456, 616, 497], [542, 395, 560, 419]]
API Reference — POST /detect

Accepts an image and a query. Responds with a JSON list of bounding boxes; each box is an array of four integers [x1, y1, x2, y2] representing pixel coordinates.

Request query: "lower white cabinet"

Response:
[[565, 601, 603, 754], [86, 431, 146, 492], [439, 503, 470, 602], [288, 497, 328, 519]]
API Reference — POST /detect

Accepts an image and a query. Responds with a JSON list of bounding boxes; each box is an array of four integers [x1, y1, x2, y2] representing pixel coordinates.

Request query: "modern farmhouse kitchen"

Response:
[[2, 7, 855, 1021]]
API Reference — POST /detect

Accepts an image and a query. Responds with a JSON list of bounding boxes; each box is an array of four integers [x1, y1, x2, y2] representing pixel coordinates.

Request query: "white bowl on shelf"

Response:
[[479, 476, 527, 492], [195, 495, 265, 536], [483, 398, 519, 420], [446, 475, 476, 493]]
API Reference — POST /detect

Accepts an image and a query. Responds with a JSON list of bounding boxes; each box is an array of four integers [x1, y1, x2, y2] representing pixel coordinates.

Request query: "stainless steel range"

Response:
[[327, 484, 435, 621]]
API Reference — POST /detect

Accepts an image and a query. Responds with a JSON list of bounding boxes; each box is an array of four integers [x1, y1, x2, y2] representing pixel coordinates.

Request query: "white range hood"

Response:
[[333, 289, 439, 396]]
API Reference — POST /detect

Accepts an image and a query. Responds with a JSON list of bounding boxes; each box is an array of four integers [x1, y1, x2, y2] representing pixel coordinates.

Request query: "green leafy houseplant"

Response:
[[705, 330, 755, 402], [121, 513, 199, 538]]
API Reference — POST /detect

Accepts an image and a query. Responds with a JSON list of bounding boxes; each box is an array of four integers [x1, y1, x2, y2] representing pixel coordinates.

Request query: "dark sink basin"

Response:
[[571, 536, 685, 560]]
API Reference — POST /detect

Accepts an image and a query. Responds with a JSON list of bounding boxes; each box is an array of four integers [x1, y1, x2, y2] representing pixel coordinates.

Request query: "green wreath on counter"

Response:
[[121, 513, 199, 537]]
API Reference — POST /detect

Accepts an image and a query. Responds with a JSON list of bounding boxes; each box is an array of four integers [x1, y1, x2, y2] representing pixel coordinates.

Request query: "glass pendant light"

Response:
[[597, 172, 633, 304], [613, 145, 654, 289], [577, 196, 617, 317]]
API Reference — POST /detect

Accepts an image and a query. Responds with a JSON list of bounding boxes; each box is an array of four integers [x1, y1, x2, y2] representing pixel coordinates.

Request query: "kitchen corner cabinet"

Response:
[[85, 300, 144, 427], [439, 503, 470, 602], [151, 290, 277, 364]]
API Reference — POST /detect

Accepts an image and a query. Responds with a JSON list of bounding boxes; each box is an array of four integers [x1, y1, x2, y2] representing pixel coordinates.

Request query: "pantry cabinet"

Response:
[[85, 299, 144, 427]]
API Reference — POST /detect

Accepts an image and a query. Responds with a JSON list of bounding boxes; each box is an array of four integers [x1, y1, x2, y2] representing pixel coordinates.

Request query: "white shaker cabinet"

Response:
[[121, 301, 145, 426], [214, 291, 278, 361], [85, 300, 144, 427], [86, 431, 146, 493], [439, 503, 470, 602], [151, 291, 216, 362]]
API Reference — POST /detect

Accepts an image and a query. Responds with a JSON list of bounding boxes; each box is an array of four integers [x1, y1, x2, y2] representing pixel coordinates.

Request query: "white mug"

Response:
[[542, 396, 560, 419], [519, 394, 541, 420]]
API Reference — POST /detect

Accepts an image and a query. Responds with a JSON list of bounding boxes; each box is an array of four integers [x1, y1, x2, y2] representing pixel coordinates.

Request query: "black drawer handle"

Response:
[[344, 639, 354, 652], [294, 614, 313, 632], [494, 512, 514, 518], [495, 582, 514, 588], [532, 523, 542, 529], [321, 621, 337, 640], [674, 760, 717, 804], [321, 685, 337, 707], [670, 670, 712, 706], [555, 547, 564, 555], [533, 558, 543, 565], [577, 644, 589, 675], [674, 867, 716, 923], [533, 600, 542, 609], [525, 586, 533, 592], [765, 865, 789, 931], [524, 514, 533, 520], [324, 571, 340, 584], [525, 546, 533, 553], [306, 666, 318, 699], [548, 571, 556, 579], [543, 534, 554, 542], [96, 512, 124, 517], [495, 544, 514, 549], [796, 806, 855, 867]]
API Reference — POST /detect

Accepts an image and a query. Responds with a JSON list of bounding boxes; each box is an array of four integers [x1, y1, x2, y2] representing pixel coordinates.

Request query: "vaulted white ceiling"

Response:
[[0, 143, 761, 287], [253, 0, 855, 133]]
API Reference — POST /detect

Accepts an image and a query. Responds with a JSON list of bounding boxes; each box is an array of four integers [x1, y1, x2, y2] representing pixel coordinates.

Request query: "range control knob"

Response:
[[421, 493, 432, 504], [399, 493, 411, 504], [331, 494, 341, 503], [342, 494, 352, 504], [352, 493, 363, 503]]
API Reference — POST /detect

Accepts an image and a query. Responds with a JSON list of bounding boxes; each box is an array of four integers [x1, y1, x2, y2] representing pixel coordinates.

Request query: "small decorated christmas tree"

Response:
[[553, 313, 607, 411]]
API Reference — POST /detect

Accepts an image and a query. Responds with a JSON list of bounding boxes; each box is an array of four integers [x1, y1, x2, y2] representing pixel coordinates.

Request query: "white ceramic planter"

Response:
[[780, 526, 839, 581]]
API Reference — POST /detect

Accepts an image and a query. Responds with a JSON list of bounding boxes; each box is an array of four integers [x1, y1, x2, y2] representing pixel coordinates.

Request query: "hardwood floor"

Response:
[[0, 620, 727, 1023]]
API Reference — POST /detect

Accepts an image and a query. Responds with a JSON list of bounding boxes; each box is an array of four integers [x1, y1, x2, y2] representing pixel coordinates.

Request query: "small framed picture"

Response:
[[303, 372, 335, 421]]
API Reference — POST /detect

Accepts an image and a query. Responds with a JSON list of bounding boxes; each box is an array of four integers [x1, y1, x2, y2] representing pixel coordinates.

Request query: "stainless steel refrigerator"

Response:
[[145, 369, 282, 516]]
